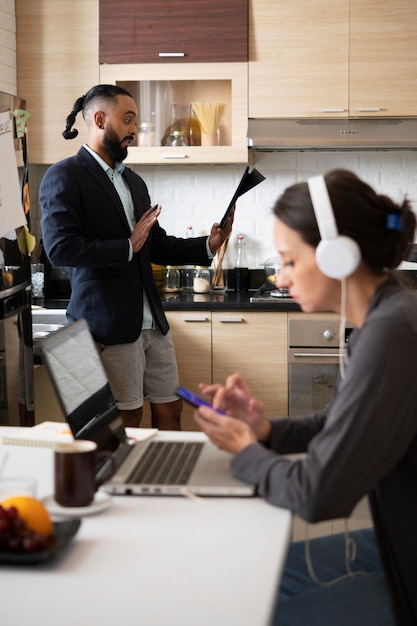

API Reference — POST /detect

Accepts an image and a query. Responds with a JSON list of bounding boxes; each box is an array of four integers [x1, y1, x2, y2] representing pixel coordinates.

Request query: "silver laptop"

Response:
[[39, 318, 254, 497]]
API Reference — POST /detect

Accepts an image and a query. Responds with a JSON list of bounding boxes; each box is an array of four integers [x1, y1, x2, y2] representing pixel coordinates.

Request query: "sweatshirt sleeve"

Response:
[[232, 308, 417, 523]]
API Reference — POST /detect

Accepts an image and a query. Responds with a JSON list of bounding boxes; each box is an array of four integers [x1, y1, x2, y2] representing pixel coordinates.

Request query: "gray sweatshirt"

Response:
[[231, 275, 417, 625]]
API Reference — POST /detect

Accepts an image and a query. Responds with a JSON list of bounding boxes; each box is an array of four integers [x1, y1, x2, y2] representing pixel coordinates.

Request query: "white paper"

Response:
[[0, 111, 26, 238]]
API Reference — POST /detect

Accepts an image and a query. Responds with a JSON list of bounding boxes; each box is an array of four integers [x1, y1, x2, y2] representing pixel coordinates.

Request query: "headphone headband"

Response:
[[307, 175, 339, 241], [307, 174, 361, 279]]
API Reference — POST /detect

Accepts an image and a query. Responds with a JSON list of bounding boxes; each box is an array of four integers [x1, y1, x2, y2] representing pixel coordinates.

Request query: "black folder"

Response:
[[220, 165, 266, 228]]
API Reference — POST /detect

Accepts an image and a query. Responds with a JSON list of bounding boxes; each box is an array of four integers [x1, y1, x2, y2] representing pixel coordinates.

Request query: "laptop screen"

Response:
[[39, 318, 127, 453]]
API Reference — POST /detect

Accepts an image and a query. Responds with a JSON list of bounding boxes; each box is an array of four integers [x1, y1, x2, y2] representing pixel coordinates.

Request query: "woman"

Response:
[[194, 169, 417, 626]]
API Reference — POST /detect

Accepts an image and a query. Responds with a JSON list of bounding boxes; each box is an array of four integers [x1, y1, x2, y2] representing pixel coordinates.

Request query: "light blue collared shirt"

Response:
[[83, 144, 154, 329]]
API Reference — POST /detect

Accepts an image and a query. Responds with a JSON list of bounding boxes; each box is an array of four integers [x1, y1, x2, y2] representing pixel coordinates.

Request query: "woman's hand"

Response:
[[193, 406, 257, 455], [199, 374, 271, 442]]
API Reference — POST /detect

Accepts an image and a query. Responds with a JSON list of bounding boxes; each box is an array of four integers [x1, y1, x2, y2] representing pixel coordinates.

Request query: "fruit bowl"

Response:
[[0, 518, 81, 565]]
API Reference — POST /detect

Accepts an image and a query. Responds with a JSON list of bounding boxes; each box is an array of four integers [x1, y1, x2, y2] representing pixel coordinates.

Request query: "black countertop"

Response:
[[41, 291, 301, 313], [160, 290, 301, 312]]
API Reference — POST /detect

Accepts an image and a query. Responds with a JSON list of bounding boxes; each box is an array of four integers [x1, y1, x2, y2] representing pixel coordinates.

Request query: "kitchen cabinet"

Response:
[[249, 0, 417, 119], [141, 311, 288, 431], [99, 62, 248, 164], [212, 312, 288, 420], [141, 311, 211, 430], [99, 0, 248, 64], [249, 0, 349, 119], [349, 0, 417, 117], [16, 0, 99, 164]]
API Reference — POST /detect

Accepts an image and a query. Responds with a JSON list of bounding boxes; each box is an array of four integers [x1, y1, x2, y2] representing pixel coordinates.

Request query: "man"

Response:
[[40, 84, 233, 430]]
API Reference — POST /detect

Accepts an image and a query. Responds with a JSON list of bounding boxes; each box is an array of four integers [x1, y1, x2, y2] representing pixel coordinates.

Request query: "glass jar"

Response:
[[165, 131, 188, 147], [193, 267, 211, 293], [138, 122, 156, 147], [164, 266, 181, 293]]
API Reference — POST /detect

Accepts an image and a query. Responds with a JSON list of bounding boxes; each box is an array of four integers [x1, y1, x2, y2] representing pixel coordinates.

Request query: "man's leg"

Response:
[[144, 329, 183, 430], [119, 407, 143, 429], [150, 398, 182, 430]]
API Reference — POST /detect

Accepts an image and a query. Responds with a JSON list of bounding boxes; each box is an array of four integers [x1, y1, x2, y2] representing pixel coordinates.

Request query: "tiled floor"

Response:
[[292, 497, 373, 542]]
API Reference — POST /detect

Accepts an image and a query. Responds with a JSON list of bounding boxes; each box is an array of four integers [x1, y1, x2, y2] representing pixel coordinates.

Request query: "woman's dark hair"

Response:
[[62, 84, 133, 140], [273, 169, 416, 271]]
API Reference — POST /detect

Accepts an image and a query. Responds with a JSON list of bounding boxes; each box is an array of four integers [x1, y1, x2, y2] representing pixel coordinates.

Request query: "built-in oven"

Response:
[[288, 313, 353, 418]]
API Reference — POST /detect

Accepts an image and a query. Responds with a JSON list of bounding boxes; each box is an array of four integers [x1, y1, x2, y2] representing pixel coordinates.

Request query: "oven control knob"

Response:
[[323, 329, 335, 341]]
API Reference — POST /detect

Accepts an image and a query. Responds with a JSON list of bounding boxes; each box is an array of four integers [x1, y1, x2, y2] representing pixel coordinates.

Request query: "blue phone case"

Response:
[[176, 386, 212, 409]]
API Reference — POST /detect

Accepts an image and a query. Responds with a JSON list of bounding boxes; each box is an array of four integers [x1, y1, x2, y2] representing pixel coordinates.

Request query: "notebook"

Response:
[[219, 165, 266, 228], [38, 319, 255, 497]]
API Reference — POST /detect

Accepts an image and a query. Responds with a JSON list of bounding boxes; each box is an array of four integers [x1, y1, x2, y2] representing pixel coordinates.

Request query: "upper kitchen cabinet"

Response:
[[249, 0, 349, 118], [249, 0, 417, 119], [99, 0, 248, 64], [16, 0, 99, 164], [100, 62, 248, 164], [349, 0, 417, 117]]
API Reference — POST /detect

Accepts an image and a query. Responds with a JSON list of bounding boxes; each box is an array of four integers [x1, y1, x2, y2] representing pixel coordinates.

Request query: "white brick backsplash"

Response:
[[128, 151, 417, 269]]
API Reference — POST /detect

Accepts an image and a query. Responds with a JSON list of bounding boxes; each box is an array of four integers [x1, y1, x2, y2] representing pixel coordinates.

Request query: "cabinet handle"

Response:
[[181, 316, 208, 322], [354, 107, 382, 112], [293, 352, 344, 358], [217, 317, 244, 323], [318, 108, 345, 113], [158, 52, 186, 57], [162, 154, 188, 159]]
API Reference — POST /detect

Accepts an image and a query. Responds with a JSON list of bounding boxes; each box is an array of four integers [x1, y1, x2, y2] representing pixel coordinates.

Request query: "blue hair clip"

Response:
[[386, 213, 403, 231]]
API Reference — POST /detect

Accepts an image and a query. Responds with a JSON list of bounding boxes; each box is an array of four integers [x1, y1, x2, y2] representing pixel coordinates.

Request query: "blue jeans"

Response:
[[273, 528, 396, 626]]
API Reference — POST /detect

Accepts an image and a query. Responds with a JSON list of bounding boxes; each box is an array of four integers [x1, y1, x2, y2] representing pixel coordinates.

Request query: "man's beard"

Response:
[[103, 127, 130, 162]]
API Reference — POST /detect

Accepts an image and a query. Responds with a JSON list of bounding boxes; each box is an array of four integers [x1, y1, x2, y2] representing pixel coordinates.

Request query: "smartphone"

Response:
[[176, 385, 213, 409]]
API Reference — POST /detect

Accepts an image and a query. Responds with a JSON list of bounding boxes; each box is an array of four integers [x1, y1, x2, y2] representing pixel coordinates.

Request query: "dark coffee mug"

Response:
[[54, 440, 111, 508]]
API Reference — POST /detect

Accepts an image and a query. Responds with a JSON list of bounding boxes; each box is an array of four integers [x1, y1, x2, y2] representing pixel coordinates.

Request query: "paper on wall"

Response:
[[0, 111, 26, 238]]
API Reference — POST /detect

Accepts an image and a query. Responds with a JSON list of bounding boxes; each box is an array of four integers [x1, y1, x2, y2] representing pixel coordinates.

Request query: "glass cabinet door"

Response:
[[99, 62, 248, 164]]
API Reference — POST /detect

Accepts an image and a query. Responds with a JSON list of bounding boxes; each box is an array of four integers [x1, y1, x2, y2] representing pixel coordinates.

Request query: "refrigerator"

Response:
[[0, 90, 34, 427]]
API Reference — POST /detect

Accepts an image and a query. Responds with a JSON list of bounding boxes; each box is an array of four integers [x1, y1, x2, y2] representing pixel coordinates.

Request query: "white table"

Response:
[[0, 429, 292, 626]]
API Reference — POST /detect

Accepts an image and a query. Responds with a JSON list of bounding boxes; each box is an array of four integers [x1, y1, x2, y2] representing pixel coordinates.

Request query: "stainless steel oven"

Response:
[[288, 314, 353, 417]]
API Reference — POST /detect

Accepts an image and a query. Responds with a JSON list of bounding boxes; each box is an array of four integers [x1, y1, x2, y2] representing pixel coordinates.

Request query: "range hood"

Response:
[[247, 118, 417, 150]]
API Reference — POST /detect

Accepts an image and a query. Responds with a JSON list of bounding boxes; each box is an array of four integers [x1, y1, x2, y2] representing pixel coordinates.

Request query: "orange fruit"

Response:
[[1, 496, 53, 537]]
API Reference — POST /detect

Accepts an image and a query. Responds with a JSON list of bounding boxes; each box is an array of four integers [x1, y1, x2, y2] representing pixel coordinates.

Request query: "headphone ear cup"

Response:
[[316, 236, 361, 279]]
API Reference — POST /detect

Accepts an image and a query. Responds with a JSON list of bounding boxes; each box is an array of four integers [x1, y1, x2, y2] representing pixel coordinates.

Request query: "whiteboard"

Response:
[[0, 111, 26, 238]]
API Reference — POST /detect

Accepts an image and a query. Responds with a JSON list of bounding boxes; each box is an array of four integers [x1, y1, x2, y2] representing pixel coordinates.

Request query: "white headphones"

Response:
[[307, 175, 361, 279]]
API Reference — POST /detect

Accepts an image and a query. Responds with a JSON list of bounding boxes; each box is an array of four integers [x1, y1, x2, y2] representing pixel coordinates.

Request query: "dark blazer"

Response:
[[40, 147, 211, 344]]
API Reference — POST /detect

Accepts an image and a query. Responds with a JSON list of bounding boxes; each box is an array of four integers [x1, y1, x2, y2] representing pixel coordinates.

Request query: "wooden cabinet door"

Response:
[[249, 0, 349, 118], [165, 311, 212, 431], [16, 0, 99, 164], [212, 312, 288, 419], [99, 0, 248, 64], [349, 0, 417, 116]]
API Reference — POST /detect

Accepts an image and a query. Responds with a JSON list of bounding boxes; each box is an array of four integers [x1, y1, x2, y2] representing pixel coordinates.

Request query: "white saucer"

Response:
[[42, 491, 112, 518]]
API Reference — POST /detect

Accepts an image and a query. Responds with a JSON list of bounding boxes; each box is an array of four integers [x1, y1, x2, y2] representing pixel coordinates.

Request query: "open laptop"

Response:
[[39, 318, 255, 497]]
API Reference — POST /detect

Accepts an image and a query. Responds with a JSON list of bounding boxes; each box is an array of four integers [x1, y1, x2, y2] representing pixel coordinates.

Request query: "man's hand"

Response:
[[208, 206, 235, 253], [130, 205, 161, 254]]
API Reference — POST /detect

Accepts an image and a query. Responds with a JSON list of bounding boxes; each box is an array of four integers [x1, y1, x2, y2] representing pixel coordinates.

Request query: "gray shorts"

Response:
[[97, 328, 179, 410]]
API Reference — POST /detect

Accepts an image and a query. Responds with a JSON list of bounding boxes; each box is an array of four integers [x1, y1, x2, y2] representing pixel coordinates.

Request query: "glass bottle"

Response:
[[161, 103, 181, 146], [169, 103, 181, 133], [182, 226, 195, 292], [234, 234, 250, 292], [186, 104, 201, 146]]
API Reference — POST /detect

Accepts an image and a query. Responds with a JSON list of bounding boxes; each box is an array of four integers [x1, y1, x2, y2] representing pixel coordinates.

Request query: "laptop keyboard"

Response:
[[130, 441, 204, 485]]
